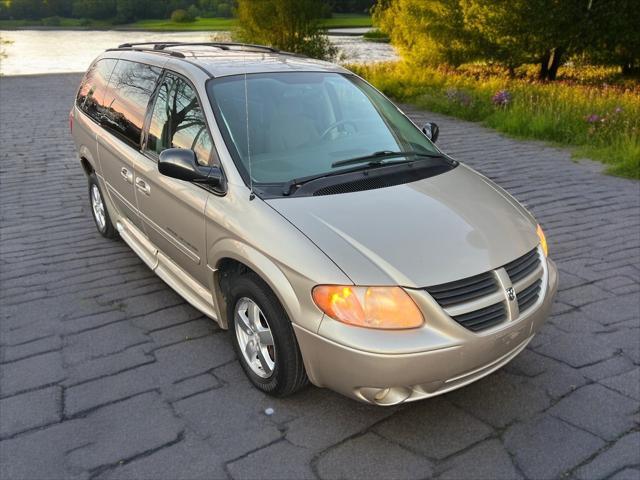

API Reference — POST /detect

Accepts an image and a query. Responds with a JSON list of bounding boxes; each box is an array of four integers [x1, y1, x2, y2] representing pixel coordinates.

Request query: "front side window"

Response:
[[102, 60, 161, 148], [146, 73, 214, 166], [207, 72, 443, 185], [76, 58, 117, 122]]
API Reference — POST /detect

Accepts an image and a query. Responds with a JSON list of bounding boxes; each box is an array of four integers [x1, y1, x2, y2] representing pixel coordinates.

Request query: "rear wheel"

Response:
[[89, 174, 117, 239], [228, 272, 308, 396]]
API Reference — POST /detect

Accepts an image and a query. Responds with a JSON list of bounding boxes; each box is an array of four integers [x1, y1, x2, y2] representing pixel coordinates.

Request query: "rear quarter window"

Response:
[[76, 58, 117, 122], [101, 60, 162, 148]]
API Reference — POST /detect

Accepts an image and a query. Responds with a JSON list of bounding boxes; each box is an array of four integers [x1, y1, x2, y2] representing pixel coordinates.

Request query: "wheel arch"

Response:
[[78, 144, 98, 176], [211, 241, 302, 330]]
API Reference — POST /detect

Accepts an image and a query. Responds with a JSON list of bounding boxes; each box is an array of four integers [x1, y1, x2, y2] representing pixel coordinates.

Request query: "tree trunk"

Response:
[[539, 50, 551, 80], [548, 47, 565, 81]]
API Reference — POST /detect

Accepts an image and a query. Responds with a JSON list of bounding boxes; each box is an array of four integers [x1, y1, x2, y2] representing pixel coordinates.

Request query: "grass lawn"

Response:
[[352, 62, 640, 179], [125, 17, 236, 31], [0, 14, 371, 31]]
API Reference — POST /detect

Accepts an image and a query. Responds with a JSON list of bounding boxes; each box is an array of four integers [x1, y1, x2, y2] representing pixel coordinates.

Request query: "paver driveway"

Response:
[[1, 73, 639, 480]]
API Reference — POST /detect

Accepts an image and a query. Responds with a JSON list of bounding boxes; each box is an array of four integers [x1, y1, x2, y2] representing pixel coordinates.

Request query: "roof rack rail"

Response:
[[116, 41, 280, 54], [107, 46, 186, 58]]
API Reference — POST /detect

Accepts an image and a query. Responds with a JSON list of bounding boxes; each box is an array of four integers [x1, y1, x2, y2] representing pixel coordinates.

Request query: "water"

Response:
[[0, 30, 397, 76]]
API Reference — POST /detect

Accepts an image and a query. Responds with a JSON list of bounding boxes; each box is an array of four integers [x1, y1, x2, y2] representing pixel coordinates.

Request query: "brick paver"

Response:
[[1, 73, 639, 479]]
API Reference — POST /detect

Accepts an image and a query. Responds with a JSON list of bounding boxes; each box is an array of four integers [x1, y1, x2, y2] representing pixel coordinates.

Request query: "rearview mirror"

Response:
[[158, 148, 224, 190], [422, 122, 439, 143]]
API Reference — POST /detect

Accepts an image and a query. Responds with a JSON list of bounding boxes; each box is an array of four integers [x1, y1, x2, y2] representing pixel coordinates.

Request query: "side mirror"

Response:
[[158, 148, 224, 189], [422, 122, 439, 143]]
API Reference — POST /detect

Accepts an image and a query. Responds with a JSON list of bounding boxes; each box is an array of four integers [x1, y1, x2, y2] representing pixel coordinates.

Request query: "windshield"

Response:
[[206, 72, 441, 184]]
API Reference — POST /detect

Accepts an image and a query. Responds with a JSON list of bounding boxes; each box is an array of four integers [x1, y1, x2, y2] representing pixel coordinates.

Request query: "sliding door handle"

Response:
[[120, 167, 133, 184], [135, 177, 151, 195]]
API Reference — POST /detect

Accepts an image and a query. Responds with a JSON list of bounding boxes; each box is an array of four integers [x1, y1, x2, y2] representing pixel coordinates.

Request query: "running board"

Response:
[[116, 219, 218, 322]]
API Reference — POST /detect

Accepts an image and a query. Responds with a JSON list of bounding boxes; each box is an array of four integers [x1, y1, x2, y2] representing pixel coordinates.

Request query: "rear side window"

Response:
[[102, 60, 161, 148], [76, 58, 117, 122], [145, 72, 215, 166]]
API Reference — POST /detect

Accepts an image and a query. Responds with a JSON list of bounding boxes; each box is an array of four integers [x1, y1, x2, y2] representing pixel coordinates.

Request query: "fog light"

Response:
[[374, 388, 391, 401]]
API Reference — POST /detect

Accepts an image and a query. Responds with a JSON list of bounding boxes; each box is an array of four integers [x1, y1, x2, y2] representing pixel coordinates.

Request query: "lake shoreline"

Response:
[[0, 26, 369, 36]]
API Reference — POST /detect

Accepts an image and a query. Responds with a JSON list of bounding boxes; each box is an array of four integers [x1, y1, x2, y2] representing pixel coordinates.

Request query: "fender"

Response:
[[208, 238, 318, 331]]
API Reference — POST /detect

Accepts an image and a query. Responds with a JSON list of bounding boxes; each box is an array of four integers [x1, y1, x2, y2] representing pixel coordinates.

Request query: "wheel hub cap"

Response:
[[234, 297, 275, 378], [91, 184, 106, 231]]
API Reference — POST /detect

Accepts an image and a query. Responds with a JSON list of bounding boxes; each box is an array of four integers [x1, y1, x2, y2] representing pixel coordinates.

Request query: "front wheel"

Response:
[[228, 272, 308, 396]]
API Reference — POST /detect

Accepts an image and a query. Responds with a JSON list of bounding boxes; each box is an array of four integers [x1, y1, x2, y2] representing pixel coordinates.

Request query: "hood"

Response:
[[266, 165, 539, 287]]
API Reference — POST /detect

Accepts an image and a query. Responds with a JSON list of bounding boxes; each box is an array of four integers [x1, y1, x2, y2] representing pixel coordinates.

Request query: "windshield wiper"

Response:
[[282, 151, 442, 196], [331, 150, 442, 168]]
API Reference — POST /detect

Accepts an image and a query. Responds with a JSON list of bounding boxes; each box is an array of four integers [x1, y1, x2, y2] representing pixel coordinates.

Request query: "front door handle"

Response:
[[120, 167, 133, 184], [135, 177, 151, 195]]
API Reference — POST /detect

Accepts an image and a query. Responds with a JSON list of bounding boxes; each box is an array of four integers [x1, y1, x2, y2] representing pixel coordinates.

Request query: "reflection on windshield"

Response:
[[207, 72, 439, 184]]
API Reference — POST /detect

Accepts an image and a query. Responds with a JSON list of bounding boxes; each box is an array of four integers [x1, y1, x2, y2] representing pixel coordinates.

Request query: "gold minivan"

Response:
[[71, 42, 558, 405]]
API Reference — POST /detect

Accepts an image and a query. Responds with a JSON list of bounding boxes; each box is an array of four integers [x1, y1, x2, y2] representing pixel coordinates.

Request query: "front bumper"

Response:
[[294, 258, 558, 405]]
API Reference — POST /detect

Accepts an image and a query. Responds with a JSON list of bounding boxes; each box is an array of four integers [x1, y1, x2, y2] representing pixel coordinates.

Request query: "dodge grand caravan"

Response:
[[71, 42, 558, 405]]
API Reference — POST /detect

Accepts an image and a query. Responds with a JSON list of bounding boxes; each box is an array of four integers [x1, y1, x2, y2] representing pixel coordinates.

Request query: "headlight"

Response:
[[312, 285, 424, 329], [536, 224, 548, 257]]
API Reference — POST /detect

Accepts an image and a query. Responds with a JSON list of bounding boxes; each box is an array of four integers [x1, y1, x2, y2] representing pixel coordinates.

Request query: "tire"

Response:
[[88, 173, 117, 239], [227, 272, 309, 396]]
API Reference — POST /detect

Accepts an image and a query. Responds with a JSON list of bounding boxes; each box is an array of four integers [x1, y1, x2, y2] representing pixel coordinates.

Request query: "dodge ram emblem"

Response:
[[506, 287, 516, 301]]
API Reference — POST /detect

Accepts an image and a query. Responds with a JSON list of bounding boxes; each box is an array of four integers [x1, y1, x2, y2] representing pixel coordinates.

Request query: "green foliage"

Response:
[[235, 0, 337, 60], [373, 0, 481, 67], [351, 62, 640, 179], [41, 15, 62, 26], [362, 29, 389, 42], [170, 8, 196, 22], [373, 0, 640, 77], [72, 0, 116, 20]]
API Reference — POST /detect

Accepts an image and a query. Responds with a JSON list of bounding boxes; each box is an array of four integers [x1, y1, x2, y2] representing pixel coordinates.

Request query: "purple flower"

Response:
[[492, 90, 511, 107], [614, 106, 623, 114], [586, 114, 601, 123]]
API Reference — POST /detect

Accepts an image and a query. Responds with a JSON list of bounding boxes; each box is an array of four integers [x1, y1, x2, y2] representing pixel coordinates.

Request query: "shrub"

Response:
[[170, 9, 195, 23], [236, 0, 337, 60], [41, 16, 62, 26], [350, 62, 640, 178], [217, 2, 232, 18]]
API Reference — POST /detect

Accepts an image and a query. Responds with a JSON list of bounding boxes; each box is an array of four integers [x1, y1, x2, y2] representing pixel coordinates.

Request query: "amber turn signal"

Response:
[[536, 224, 548, 257], [312, 285, 424, 329]]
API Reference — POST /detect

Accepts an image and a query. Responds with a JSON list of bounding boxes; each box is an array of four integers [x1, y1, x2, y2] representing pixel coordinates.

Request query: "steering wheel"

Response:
[[320, 120, 359, 140]]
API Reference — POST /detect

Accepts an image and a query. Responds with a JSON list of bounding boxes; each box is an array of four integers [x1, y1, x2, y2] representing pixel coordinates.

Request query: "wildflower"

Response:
[[586, 114, 601, 123], [614, 106, 623, 114], [492, 90, 511, 107], [445, 88, 458, 101]]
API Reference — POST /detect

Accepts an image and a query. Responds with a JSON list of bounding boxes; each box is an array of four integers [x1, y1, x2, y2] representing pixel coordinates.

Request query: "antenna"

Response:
[[244, 71, 254, 200]]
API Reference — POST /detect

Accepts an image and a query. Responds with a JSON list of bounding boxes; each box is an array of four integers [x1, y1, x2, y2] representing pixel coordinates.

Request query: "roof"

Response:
[[110, 42, 348, 78]]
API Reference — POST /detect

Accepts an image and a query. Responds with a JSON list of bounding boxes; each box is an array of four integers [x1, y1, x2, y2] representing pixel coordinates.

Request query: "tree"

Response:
[[580, 0, 640, 74], [373, 0, 634, 80], [236, 0, 337, 59], [373, 0, 481, 67], [71, 0, 117, 19], [461, 0, 591, 80]]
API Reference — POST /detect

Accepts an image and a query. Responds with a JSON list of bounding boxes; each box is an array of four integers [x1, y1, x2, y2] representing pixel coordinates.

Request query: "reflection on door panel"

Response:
[[136, 72, 215, 286], [98, 60, 161, 231]]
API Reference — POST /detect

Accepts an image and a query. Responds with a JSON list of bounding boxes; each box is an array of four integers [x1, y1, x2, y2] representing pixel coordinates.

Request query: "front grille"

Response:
[[426, 247, 544, 334], [425, 272, 498, 308], [504, 248, 540, 283], [517, 279, 542, 313], [452, 302, 507, 332]]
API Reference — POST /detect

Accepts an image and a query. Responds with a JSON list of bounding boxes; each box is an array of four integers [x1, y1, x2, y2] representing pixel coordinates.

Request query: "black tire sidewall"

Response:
[[227, 273, 305, 396]]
